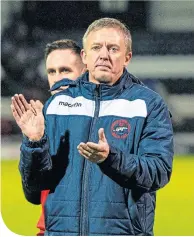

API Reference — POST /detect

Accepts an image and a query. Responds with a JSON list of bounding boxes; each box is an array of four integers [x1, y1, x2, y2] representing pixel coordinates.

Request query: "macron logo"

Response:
[[58, 101, 82, 107]]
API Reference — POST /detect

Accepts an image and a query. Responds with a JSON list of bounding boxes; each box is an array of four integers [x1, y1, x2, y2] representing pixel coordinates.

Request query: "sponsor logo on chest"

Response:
[[58, 101, 82, 107]]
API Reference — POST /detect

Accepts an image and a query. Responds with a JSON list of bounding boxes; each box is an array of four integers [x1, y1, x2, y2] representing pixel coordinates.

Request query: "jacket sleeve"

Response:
[[21, 180, 41, 205], [99, 97, 174, 192], [19, 134, 53, 204]]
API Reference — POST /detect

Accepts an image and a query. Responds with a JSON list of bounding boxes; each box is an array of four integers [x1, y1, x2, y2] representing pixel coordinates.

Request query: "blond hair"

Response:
[[83, 18, 132, 54]]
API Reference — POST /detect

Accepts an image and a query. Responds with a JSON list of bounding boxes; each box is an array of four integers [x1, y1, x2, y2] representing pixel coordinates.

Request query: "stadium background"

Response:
[[1, 1, 194, 236]]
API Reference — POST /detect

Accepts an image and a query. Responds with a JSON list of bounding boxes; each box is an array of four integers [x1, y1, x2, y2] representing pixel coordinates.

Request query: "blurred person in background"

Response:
[[11, 39, 86, 236], [12, 18, 174, 235]]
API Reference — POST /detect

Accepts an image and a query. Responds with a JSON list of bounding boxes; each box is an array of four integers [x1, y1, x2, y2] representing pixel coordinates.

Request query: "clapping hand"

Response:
[[77, 128, 109, 163], [11, 94, 45, 141]]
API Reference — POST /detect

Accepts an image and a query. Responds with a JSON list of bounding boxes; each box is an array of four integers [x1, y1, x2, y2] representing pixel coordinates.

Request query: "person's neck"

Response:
[[88, 72, 121, 86], [88, 77, 101, 85]]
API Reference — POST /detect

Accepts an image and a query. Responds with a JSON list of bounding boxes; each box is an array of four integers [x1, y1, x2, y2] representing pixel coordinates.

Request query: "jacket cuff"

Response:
[[98, 145, 120, 168], [22, 134, 47, 148]]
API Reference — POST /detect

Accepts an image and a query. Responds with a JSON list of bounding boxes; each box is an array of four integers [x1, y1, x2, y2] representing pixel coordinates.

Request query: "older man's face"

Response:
[[82, 27, 132, 85]]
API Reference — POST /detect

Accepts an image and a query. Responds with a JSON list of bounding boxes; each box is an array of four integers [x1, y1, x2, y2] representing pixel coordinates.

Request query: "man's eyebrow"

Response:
[[47, 68, 55, 72], [47, 66, 72, 71], [91, 43, 120, 47], [91, 42, 102, 45], [59, 66, 72, 71], [108, 44, 120, 48]]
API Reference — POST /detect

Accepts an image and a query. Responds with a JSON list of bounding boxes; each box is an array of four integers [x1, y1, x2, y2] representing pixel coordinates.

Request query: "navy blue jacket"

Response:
[[19, 70, 174, 236]]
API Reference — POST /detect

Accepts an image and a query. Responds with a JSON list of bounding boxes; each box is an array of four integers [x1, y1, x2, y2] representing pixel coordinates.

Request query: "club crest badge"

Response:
[[111, 119, 130, 139]]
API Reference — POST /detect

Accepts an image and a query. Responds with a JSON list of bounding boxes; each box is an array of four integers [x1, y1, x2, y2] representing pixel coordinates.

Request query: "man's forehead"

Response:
[[48, 49, 75, 58], [46, 49, 80, 64], [87, 28, 125, 43]]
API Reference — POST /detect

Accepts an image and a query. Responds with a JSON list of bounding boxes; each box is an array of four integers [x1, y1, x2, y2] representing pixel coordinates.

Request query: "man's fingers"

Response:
[[18, 94, 30, 110], [11, 104, 21, 123], [36, 100, 44, 110], [78, 143, 94, 153], [77, 142, 99, 157], [77, 146, 98, 161], [78, 142, 104, 154], [11, 104, 32, 128], [86, 142, 104, 152], [78, 145, 103, 163], [13, 94, 27, 114], [18, 94, 37, 115], [77, 143, 92, 158], [12, 94, 37, 115], [11, 96, 23, 117], [29, 104, 37, 115], [30, 100, 43, 113], [78, 149, 89, 160]]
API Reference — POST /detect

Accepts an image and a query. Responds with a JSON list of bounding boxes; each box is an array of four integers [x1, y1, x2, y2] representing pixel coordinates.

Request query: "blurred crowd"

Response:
[[1, 1, 194, 139]]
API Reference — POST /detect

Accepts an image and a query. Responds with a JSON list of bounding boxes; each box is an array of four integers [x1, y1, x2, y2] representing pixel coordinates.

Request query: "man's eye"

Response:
[[110, 47, 118, 52], [48, 70, 55, 75], [61, 68, 70, 73], [92, 46, 100, 50]]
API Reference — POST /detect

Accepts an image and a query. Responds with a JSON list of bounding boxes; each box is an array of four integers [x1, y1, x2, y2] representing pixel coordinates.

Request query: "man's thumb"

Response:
[[98, 128, 106, 142]]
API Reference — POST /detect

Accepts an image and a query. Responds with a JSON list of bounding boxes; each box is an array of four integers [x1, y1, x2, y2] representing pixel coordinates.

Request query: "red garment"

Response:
[[36, 190, 50, 236]]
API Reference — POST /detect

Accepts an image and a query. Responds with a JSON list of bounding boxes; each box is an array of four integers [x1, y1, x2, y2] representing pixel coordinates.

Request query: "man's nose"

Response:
[[99, 46, 109, 59], [55, 72, 64, 82]]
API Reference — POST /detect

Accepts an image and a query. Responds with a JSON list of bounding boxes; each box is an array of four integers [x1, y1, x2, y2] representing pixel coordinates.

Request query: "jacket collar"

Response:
[[49, 78, 78, 92], [49, 69, 144, 99], [79, 69, 134, 99]]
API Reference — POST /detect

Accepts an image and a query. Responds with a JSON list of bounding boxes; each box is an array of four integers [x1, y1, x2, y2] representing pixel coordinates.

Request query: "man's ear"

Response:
[[81, 49, 87, 65], [124, 51, 132, 67]]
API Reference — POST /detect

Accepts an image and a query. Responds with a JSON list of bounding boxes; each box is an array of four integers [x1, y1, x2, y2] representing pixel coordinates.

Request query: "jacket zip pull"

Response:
[[94, 84, 100, 99]]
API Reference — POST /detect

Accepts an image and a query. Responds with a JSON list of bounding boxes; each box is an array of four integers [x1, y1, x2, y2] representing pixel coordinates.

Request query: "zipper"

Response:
[[80, 84, 101, 235]]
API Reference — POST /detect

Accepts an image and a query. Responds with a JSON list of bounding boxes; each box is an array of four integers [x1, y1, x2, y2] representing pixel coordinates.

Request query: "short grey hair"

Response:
[[82, 18, 132, 54]]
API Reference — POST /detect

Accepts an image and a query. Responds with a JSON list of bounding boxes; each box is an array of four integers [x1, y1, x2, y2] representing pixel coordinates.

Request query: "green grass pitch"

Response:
[[1, 155, 194, 236]]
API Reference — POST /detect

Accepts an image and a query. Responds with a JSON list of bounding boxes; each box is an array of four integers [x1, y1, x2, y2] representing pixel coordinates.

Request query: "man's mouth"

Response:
[[96, 65, 111, 69]]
